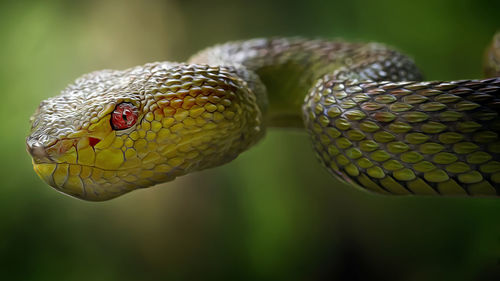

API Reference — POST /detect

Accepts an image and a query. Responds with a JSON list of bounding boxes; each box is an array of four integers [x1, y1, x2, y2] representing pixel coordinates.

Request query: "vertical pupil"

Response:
[[122, 108, 129, 123], [112, 104, 136, 130]]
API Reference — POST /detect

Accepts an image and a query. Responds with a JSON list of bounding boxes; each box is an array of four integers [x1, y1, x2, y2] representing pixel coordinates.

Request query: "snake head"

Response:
[[27, 62, 264, 201]]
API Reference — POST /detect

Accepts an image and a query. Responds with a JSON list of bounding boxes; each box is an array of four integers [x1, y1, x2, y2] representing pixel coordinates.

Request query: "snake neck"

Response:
[[189, 38, 422, 128]]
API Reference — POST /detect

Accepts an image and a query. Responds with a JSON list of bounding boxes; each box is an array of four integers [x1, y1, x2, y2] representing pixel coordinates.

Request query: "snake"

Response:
[[26, 33, 500, 201]]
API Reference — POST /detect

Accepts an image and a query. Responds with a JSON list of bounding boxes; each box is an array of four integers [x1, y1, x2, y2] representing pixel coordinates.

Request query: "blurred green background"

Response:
[[1, 0, 499, 280]]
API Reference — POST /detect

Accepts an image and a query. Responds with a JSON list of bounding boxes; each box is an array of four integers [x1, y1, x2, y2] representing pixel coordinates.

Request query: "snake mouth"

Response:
[[34, 161, 140, 172], [32, 162, 141, 201]]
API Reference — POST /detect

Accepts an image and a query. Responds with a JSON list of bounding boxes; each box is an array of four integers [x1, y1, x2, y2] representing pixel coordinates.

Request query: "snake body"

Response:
[[27, 35, 500, 201]]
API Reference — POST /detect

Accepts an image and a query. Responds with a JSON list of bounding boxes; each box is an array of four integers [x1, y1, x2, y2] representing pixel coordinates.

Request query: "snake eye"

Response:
[[111, 102, 138, 130]]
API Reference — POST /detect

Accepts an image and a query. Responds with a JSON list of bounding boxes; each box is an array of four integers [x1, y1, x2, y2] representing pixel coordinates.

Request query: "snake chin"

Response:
[[32, 162, 163, 201]]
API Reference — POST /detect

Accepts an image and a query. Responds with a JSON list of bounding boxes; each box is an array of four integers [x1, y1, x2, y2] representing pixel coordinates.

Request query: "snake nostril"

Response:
[[26, 138, 51, 162]]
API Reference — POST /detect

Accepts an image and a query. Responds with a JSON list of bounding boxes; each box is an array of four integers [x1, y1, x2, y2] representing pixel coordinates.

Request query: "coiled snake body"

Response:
[[27, 34, 500, 201]]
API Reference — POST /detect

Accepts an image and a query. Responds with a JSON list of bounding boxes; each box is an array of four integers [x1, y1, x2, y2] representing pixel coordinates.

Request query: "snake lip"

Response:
[[34, 161, 142, 173]]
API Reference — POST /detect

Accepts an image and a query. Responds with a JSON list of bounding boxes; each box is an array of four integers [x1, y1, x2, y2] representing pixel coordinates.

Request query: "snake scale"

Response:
[[26, 33, 500, 201]]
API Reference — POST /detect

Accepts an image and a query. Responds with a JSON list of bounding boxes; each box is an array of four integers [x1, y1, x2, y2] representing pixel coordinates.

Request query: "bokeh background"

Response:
[[1, 0, 499, 280]]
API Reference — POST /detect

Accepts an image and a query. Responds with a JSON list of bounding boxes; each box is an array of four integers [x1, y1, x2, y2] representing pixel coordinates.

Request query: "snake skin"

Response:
[[304, 78, 500, 196], [27, 37, 500, 200]]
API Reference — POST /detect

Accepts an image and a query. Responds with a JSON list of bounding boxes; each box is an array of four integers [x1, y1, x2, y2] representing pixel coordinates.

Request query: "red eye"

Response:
[[111, 103, 138, 130]]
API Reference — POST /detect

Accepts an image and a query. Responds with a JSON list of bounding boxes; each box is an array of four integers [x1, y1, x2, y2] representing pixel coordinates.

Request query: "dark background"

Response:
[[1, 0, 499, 280]]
